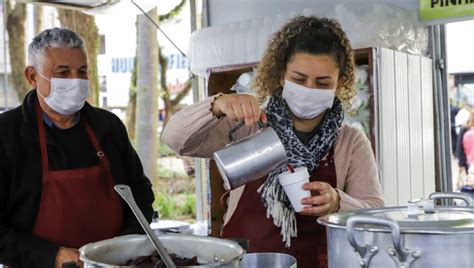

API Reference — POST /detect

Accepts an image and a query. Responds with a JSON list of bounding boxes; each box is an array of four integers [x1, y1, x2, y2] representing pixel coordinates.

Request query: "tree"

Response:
[[159, 48, 192, 125], [135, 7, 159, 182], [57, 9, 100, 106], [126, 56, 138, 141], [158, 0, 186, 21], [5, 1, 28, 101], [34, 5, 43, 34], [126, 0, 188, 132]]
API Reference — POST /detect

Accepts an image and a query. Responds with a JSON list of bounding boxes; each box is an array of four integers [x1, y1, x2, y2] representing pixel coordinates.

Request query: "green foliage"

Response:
[[158, 167, 173, 179], [159, 143, 176, 157], [180, 194, 196, 217], [153, 193, 174, 218], [159, 0, 187, 22], [153, 191, 196, 219], [158, 163, 187, 179]]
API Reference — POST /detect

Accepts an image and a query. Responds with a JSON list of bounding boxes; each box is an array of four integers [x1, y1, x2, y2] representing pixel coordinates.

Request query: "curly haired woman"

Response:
[[163, 16, 384, 268]]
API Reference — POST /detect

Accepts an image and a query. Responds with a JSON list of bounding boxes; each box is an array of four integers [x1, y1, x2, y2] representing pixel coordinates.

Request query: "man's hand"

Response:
[[55, 247, 83, 268]]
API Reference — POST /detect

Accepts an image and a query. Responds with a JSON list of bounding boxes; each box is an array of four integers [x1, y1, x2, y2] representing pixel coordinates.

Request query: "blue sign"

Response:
[[111, 58, 134, 73], [168, 54, 188, 70]]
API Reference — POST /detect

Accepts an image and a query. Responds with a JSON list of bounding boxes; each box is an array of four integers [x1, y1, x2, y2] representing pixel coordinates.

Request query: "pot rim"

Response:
[[317, 206, 474, 234], [79, 234, 245, 267]]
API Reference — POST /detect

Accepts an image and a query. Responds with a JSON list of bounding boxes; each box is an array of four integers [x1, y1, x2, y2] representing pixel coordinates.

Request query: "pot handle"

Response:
[[346, 215, 421, 268], [228, 120, 267, 142], [429, 192, 473, 207]]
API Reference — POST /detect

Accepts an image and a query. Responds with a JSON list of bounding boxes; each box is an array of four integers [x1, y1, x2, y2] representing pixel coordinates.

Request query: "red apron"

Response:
[[32, 102, 124, 248], [221, 148, 336, 268]]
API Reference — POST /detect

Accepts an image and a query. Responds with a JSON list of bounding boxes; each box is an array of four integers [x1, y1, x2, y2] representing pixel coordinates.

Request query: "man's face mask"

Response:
[[36, 71, 89, 116], [282, 80, 336, 119]]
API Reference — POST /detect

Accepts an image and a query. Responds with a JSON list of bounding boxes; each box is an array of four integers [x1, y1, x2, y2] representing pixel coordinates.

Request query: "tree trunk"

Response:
[[125, 90, 137, 141], [126, 0, 188, 137], [158, 48, 170, 125], [163, 98, 173, 126], [126, 22, 139, 141], [33, 5, 43, 34], [5, 1, 28, 101], [135, 7, 159, 182], [158, 47, 191, 126], [162, 82, 192, 127], [57, 9, 99, 106], [126, 55, 137, 142]]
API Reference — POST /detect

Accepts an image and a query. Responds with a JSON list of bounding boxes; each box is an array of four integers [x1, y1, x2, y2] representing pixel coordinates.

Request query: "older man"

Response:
[[0, 28, 154, 267]]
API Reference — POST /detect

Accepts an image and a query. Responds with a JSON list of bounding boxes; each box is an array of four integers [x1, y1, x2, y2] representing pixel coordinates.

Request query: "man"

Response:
[[0, 28, 154, 267]]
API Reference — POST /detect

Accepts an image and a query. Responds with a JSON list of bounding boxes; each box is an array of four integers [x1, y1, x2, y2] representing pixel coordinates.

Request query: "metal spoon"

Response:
[[114, 184, 176, 268]]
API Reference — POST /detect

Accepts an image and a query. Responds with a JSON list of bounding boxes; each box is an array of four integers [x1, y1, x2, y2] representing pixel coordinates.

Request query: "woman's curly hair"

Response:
[[254, 16, 356, 107]]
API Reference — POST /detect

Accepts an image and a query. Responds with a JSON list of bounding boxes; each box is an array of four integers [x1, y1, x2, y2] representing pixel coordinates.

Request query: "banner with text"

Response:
[[420, 0, 474, 24]]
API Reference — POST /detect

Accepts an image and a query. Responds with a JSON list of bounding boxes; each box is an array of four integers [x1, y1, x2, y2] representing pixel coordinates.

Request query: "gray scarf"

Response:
[[258, 91, 343, 247]]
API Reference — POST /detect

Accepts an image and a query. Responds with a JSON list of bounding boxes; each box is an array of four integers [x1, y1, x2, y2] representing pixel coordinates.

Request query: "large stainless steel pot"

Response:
[[79, 234, 244, 267], [317, 192, 474, 268]]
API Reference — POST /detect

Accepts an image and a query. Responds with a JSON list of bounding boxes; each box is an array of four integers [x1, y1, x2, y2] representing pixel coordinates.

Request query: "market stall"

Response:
[[1, 1, 474, 267], [188, 0, 442, 236]]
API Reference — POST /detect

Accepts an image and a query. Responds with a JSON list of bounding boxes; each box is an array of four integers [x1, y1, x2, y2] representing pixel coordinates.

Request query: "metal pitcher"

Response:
[[213, 121, 288, 190]]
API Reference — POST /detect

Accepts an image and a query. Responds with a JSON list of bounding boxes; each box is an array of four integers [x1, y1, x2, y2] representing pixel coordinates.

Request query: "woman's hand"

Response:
[[300, 181, 340, 216], [211, 94, 267, 126]]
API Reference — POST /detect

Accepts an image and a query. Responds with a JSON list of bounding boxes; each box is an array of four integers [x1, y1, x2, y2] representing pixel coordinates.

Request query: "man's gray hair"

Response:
[[28, 27, 85, 69]]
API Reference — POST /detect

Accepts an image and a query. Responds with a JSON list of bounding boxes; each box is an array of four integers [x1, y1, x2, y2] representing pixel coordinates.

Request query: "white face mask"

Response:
[[36, 71, 89, 116], [282, 80, 336, 119]]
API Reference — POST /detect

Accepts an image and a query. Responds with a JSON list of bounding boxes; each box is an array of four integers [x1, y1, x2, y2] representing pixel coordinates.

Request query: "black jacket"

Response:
[[456, 127, 469, 171], [0, 91, 155, 267]]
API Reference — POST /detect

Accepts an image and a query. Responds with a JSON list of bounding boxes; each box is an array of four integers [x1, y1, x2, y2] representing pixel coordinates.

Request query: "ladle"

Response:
[[114, 184, 176, 268]]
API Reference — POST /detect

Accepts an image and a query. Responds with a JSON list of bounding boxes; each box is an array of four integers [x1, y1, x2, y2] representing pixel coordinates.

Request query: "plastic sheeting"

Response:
[[188, 2, 428, 77]]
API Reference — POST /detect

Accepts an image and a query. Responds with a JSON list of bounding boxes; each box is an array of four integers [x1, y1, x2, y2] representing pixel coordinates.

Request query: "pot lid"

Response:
[[318, 206, 474, 234]]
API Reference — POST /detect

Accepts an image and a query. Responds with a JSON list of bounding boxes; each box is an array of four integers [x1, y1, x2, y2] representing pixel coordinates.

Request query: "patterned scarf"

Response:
[[258, 90, 343, 247]]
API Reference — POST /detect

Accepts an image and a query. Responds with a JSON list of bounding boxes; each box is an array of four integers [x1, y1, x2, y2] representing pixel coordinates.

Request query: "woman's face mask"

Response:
[[282, 80, 335, 119], [281, 53, 339, 119], [36, 71, 89, 116]]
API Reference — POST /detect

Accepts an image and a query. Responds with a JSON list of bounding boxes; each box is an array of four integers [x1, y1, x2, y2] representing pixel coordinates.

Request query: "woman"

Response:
[[456, 109, 471, 187], [163, 16, 384, 268], [463, 110, 474, 174]]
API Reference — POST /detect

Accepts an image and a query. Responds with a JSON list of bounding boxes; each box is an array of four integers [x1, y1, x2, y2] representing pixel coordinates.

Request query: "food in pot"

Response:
[[124, 251, 201, 267]]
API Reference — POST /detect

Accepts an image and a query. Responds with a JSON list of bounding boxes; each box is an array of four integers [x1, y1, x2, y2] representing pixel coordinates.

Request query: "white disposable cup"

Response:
[[278, 167, 311, 212]]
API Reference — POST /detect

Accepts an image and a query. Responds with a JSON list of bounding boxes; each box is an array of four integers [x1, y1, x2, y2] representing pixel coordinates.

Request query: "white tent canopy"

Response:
[[206, 0, 420, 26], [16, 0, 117, 10], [16, 0, 157, 14], [188, 0, 427, 77]]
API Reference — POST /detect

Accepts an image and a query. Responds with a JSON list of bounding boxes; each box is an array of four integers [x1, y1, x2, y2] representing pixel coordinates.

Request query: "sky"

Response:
[[446, 19, 474, 74]]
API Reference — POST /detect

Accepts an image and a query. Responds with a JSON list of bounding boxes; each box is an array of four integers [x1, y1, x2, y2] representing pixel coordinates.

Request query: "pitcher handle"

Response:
[[228, 120, 267, 142]]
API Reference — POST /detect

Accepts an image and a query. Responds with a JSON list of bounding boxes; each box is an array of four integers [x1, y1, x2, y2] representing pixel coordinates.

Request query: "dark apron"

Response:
[[221, 148, 336, 268], [32, 101, 124, 249]]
